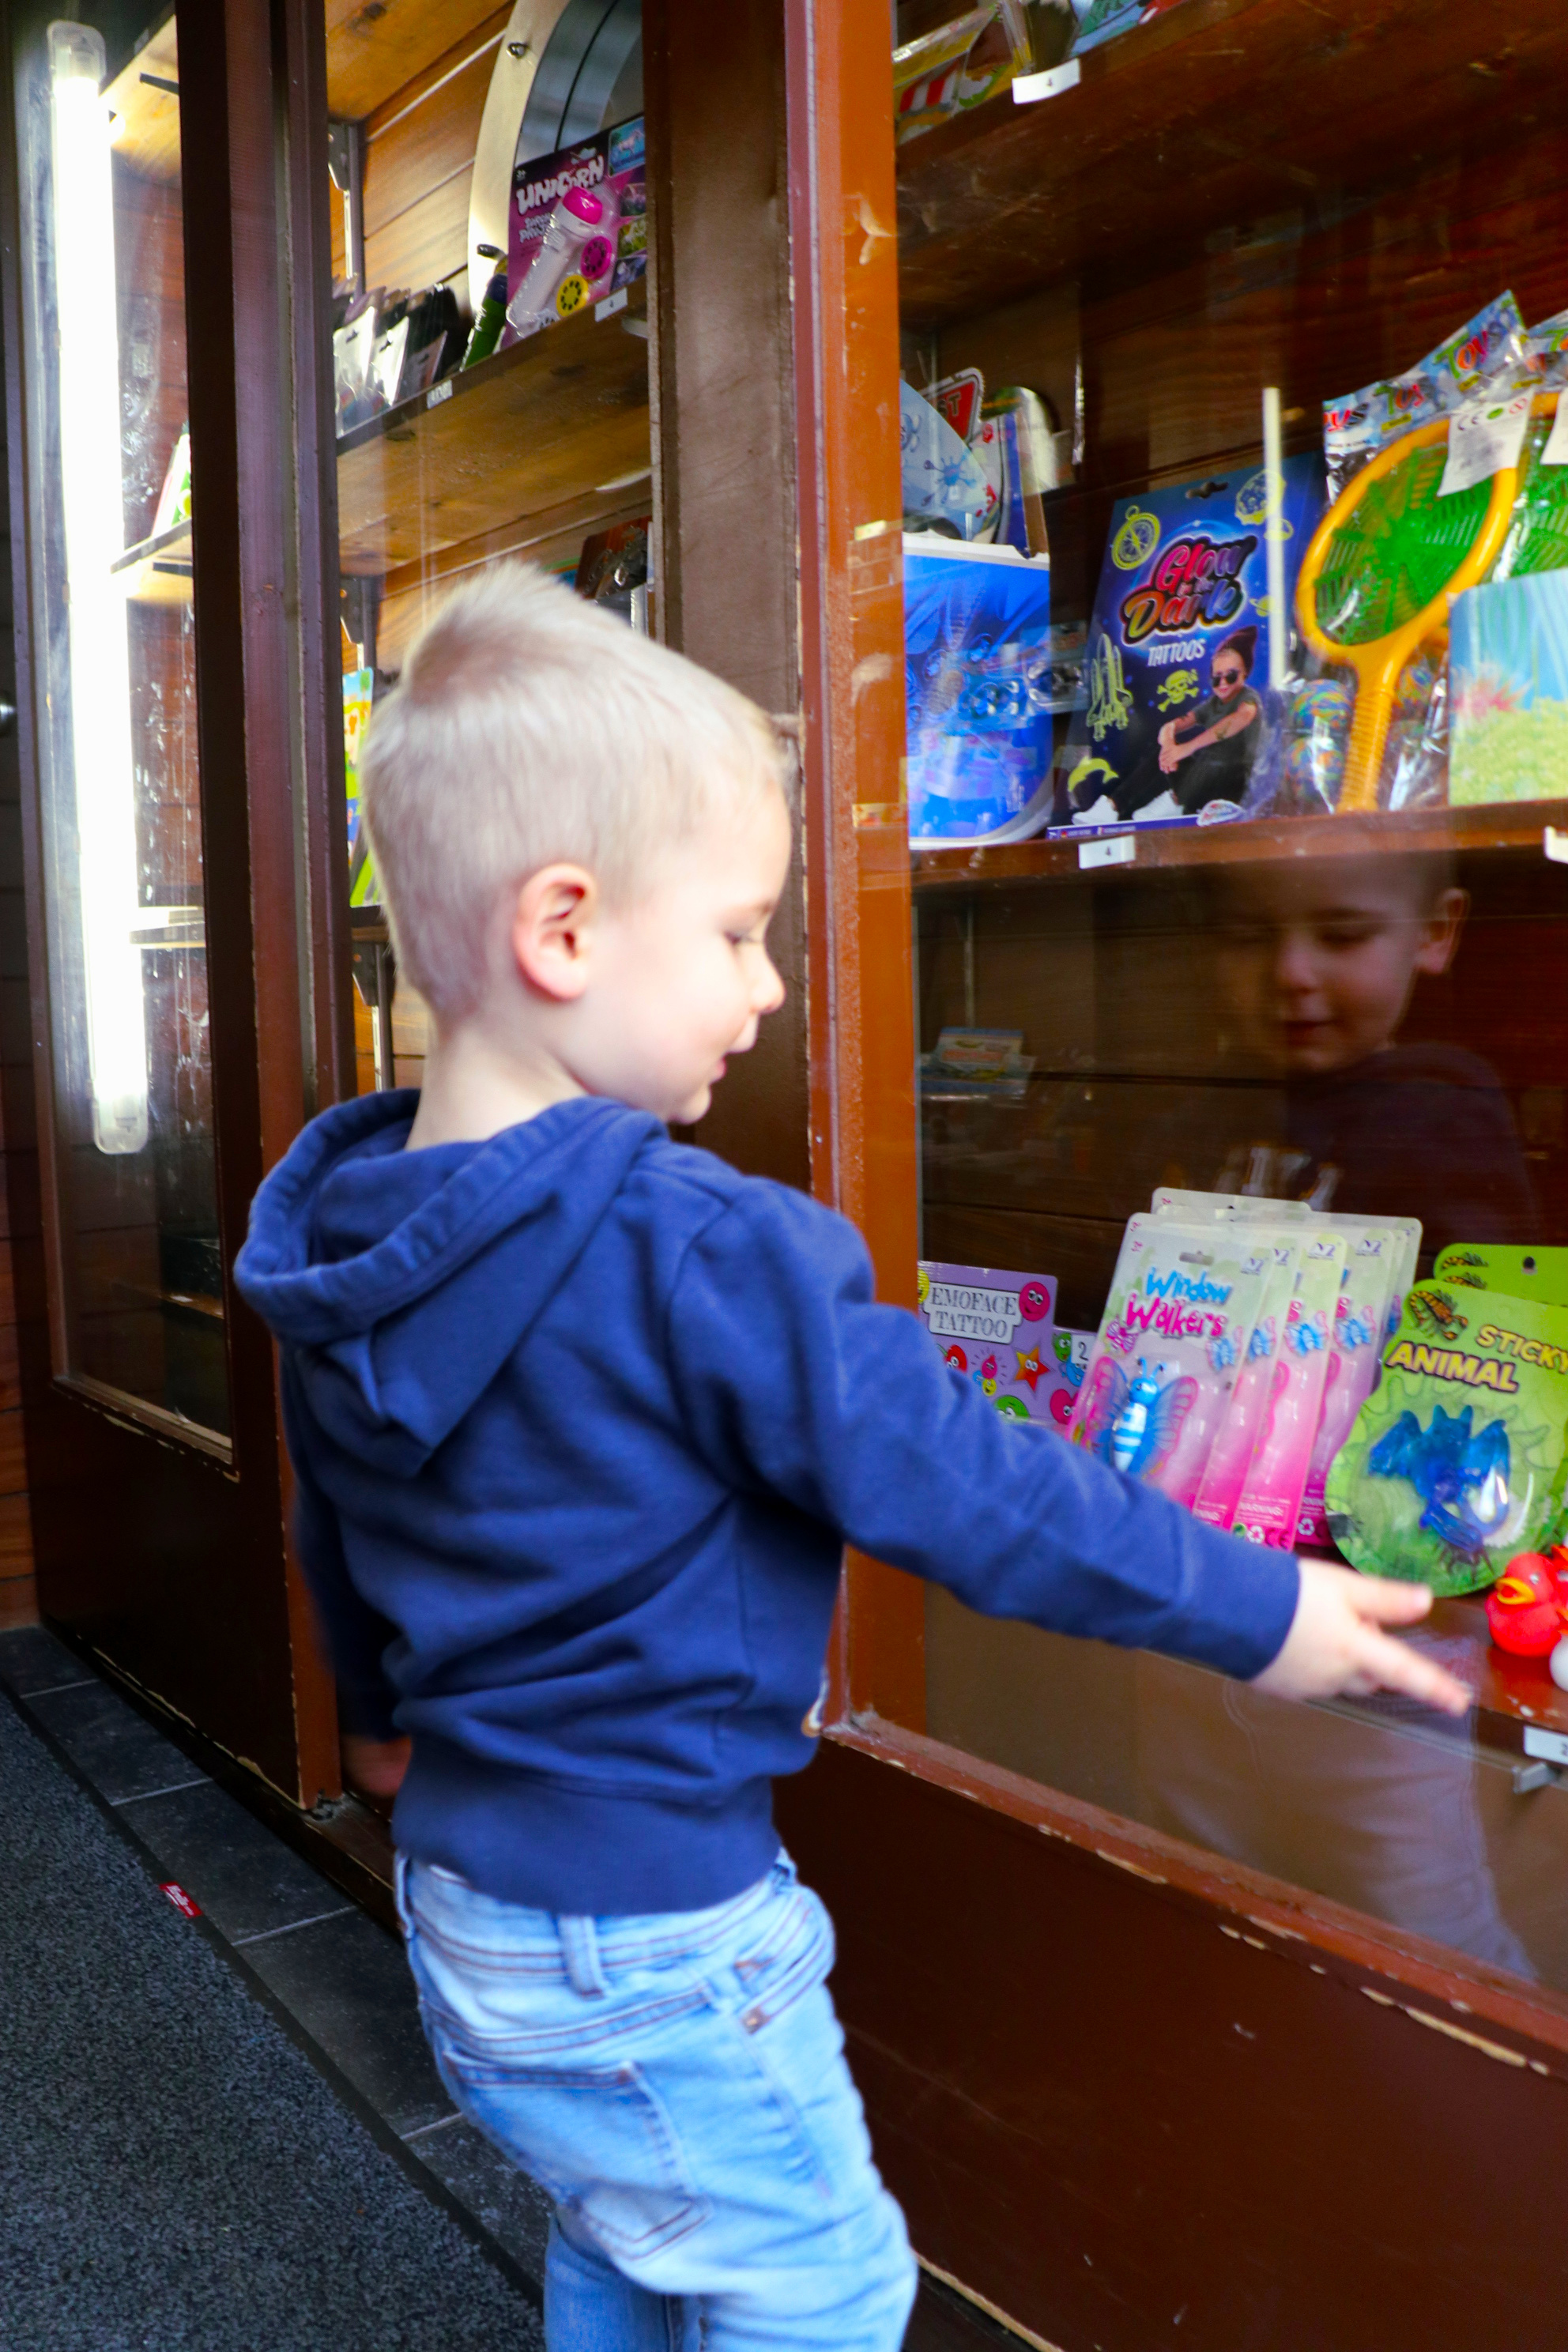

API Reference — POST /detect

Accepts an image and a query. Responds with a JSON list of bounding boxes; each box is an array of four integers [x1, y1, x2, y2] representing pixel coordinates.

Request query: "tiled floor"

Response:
[[0, 1621, 1027, 2350], [0, 1623, 552, 2296]]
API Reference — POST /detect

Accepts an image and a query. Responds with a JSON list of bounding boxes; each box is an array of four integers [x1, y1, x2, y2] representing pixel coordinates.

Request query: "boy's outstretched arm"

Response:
[[1253, 1560, 1465, 1711], [670, 1189, 1468, 1715]]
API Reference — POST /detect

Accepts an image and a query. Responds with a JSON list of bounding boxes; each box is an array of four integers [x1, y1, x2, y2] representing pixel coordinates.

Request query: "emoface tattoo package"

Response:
[[1325, 1283, 1568, 1594], [917, 1262, 1077, 1427], [1069, 1219, 1274, 1506]]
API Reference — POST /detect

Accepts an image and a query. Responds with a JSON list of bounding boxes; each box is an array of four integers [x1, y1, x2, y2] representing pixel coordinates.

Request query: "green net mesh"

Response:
[[1496, 413, 1568, 581], [1314, 443, 1491, 645]]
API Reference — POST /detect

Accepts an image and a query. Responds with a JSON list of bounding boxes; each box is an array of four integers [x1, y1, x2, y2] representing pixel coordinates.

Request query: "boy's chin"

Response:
[[670, 1081, 714, 1126]]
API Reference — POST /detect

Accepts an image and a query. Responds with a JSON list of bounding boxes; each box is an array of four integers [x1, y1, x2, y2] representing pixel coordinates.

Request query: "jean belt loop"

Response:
[[558, 1913, 610, 1998], [392, 1852, 411, 1938]]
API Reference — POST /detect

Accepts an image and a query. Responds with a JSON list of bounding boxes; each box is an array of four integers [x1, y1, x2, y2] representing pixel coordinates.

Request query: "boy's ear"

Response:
[[1413, 886, 1468, 978], [511, 865, 598, 1001]]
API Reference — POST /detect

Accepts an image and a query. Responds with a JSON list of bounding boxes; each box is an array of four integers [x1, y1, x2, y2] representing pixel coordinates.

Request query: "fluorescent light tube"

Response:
[[48, 21, 149, 1155]]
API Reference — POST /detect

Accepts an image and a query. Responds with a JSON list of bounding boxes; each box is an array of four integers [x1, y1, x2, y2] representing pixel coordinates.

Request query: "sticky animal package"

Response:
[[1325, 1282, 1568, 1594], [1069, 1218, 1274, 1506]]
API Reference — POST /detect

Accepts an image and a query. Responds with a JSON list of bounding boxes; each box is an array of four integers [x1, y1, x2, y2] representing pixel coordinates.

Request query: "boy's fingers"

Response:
[[1355, 1629, 1470, 1715], [1349, 1575, 1434, 1626]]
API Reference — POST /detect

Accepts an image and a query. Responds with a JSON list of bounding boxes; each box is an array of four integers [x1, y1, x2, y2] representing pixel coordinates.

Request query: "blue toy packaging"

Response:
[[903, 536, 1057, 843], [1325, 1280, 1568, 1595], [1055, 453, 1325, 835], [918, 1262, 1078, 1427]]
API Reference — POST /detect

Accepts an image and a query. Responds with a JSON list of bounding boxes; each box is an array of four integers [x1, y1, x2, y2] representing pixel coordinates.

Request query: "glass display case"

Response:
[[14, 13, 228, 1442], [879, 0, 1568, 1998], [318, 0, 650, 1095]]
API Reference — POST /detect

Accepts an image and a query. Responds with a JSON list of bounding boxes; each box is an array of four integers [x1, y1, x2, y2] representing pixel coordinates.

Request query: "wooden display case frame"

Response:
[[778, 3, 1568, 2346]]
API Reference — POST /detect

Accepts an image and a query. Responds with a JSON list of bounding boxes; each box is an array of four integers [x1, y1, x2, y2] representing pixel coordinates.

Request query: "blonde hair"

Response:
[[360, 564, 789, 1020]]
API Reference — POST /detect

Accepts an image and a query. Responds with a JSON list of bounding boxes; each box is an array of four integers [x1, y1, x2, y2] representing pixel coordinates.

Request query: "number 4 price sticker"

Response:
[[160, 1882, 202, 1920], [1440, 390, 1534, 498]]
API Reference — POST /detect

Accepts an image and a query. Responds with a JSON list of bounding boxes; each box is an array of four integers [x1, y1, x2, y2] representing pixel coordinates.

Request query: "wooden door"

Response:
[[1, 0, 345, 1803]]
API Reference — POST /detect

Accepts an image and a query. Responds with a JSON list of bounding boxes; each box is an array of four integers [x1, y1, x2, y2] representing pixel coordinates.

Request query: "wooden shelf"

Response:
[[911, 801, 1568, 893], [897, 0, 1568, 329], [105, 15, 179, 186], [1429, 1596, 1568, 1761], [111, 519, 192, 606], [336, 285, 650, 577]]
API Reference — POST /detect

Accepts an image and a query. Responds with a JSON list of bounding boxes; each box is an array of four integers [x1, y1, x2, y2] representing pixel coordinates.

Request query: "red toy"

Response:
[[1485, 1551, 1568, 1657]]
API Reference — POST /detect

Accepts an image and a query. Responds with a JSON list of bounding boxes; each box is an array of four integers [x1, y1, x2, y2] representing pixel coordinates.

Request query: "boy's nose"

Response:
[[1272, 930, 1321, 993], [756, 953, 786, 1016]]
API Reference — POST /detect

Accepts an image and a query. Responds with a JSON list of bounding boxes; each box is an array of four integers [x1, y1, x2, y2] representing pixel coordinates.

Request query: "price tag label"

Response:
[[1542, 398, 1568, 469], [1440, 390, 1532, 497]]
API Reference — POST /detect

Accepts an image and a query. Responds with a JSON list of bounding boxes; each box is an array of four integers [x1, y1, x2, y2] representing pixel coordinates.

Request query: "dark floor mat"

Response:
[[0, 1694, 544, 2352]]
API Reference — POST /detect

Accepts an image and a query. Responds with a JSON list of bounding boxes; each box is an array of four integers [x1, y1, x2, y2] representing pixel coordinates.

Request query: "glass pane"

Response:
[[895, 0, 1568, 1991], [17, 11, 228, 1440], [317, 0, 646, 1093]]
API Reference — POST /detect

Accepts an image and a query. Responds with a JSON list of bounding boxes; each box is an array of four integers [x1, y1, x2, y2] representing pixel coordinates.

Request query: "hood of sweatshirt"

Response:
[[236, 1091, 662, 1479]]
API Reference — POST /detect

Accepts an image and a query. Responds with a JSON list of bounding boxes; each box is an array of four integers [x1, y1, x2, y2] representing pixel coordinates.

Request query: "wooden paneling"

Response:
[[326, 0, 506, 122], [363, 168, 473, 296], [780, 1732, 1568, 2352], [896, 0, 1568, 330]]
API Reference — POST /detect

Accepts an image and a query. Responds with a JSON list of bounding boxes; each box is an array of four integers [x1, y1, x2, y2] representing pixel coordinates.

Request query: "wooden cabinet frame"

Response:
[[778, 3, 1568, 2346]]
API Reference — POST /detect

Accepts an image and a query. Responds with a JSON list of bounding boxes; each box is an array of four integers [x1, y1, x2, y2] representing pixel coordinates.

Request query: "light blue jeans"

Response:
[[395, 1849, 918, 2350]]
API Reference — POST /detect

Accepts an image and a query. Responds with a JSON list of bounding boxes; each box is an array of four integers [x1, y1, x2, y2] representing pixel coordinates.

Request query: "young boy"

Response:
[[236, 568, 1466, 2352]]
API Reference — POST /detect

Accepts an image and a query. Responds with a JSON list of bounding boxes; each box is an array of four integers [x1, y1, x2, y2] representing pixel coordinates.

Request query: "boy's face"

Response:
[[1217, 859, 1464, 1076], [579, 789, 791, 1125]]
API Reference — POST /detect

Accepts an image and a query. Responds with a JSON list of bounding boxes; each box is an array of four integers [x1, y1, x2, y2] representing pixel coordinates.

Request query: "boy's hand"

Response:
[[341, 1733, 411, 1800], [1252, 1560, 1470, 1715]]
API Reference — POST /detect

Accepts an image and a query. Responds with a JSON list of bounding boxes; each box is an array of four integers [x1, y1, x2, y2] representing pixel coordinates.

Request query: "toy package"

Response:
[[504, 117, 646, 345], [1435, 1244, 1568, 1304], [1449, 569, 1568, 806], [1068, 1218, 1276, 1506], [1143, 1192, 1419, 1547], [1321, 293, 1529, 501], [903, 537, 1057, 842], [893, 4, 1029, 145], [1325, 1281, 1568, 1594], [1297, 1218, 1421, 1547], [901, 380, 993, 540], [344, 666, 378, 907], [918, 1262, 1077, 1426], [1227, 1234, 1347, 1548], [1190, 1237, 1302, 1530], [1055, 454, 1325, 835]]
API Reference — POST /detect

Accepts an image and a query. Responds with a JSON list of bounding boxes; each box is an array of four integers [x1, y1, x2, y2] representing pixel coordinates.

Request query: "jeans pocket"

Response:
[[434, 2041, 712, 2262], [730, 1883, 836, 2034]]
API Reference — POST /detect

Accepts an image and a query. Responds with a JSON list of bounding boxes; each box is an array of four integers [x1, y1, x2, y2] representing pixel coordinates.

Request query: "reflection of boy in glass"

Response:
[[1212, 855, 1536, 1254]]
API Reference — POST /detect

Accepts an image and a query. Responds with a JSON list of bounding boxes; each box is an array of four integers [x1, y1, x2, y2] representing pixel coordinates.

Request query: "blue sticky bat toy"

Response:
[[1079, 1355, 1197, 1481], [1366, 1404, 1512, 1559]]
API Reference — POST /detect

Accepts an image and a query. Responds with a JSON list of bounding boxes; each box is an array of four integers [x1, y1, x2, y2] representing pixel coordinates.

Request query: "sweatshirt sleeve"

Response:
[[668, 1185, 1299, 1680], [281, 1355, 402, 1740]]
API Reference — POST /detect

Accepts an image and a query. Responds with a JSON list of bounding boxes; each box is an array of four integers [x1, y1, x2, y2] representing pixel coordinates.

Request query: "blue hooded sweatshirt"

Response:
[[236, 1091, 1299, 1917]]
